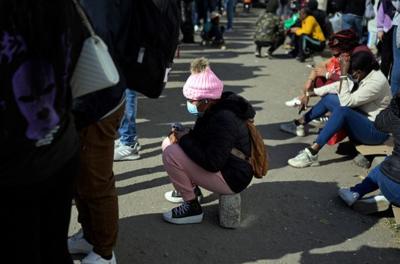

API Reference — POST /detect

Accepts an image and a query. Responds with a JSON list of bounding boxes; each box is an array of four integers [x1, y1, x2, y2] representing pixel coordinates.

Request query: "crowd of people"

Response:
[[1, 0, 400, 264]]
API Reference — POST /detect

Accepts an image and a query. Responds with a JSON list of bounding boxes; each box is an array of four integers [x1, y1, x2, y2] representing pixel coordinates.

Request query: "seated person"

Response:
[[289, 7, 326, 62], [280, 50, 392, 168], [339, 94, 400, 212], [201, 12, 225, 48], [285, 29, 359, 108], [161, 58, 254, 224], [253, 0, 285, 57]]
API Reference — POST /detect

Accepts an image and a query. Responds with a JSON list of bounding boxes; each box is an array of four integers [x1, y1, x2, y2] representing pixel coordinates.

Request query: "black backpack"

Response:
[[122, 0, 180, 98]]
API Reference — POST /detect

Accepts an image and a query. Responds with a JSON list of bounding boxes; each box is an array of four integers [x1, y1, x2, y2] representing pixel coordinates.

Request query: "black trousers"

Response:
[[378, 28, 394, 79], [2, 154, 78, 264]]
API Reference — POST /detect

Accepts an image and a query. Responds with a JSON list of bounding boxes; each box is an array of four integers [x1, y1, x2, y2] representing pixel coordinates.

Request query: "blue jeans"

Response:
[[118, 89, 137, 146], [341, 13, 364, 43], [391, 26, 400, 95], [225, 0, 235, 29], [304, 94, 389, 147], [351, 163, 400, 205]]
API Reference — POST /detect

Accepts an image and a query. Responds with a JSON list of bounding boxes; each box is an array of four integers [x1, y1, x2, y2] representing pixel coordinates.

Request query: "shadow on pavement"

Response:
[[116, 181, 397, 263]]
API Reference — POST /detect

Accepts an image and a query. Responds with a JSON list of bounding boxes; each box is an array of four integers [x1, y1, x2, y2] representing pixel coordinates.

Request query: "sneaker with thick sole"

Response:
[[338, 188, 360, 206], [288, 148, 319, 168], [68, 230, 93, 255], [280, 121, 306, 137], [353, 195, 391, 214], [310, 116, 329, 127], [163, 200, 203, 224], [82, 251, 116, 264], [285, 97, 301, 107], [113, 142, 141, 161], [164, 186, 203, 204]]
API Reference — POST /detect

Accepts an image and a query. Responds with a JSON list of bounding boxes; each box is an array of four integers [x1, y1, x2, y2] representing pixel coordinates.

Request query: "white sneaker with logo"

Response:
[[67, 230, 93, 255], [288, 148, 319, 168], [82, 251, 116, 264], [113, 141, 141, 161]]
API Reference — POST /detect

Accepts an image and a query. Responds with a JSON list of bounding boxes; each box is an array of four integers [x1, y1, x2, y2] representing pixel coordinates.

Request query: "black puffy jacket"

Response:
[[374, 95, 400, 183], [179, 92, 255, 193]]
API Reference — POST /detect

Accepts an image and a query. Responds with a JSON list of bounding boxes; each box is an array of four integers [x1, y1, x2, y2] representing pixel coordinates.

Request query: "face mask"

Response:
[[186, 101, 201, 116]]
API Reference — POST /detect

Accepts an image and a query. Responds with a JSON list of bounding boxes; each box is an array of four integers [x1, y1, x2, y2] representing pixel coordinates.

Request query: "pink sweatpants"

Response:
[[162, 137, 234, 201]]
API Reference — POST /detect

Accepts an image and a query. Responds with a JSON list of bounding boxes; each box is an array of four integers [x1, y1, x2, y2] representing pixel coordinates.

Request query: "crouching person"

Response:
[[162, 58, 254, 224], [339, 94, 400, 212]]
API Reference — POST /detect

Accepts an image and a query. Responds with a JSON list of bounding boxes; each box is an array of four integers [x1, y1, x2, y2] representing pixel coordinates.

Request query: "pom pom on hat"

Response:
[[183, 58, 223, 100]]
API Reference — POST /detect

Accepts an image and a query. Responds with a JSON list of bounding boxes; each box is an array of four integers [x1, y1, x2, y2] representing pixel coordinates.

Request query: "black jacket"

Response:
[[73, 0, 131, 129], [179, 92, 255, 193], [374, 95, 400, 183], [336, 0, 366, 16]]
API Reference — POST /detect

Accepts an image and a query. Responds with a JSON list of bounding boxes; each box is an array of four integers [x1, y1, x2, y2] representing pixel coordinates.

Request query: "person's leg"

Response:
[[315, 107, 388, 147], [353, 15, 364, 43], [162, 141, 234, 201], [41, 155, 78, 264], [75, 105, 124, 258], [350, 165, 381, 197], [298, 35, 324, 61], [226, 0, 234, 30], [119, 89, 137, 146], [341, 13, 353, 31], [391, 26, 400, 95], [303, 94, 340, 123], [380, 28, 394, 78]]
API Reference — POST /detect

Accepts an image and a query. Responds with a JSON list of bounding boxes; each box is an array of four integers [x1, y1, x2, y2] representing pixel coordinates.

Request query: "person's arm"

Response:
[[295, 16, 315, 36], [179, 110, 239, 172]]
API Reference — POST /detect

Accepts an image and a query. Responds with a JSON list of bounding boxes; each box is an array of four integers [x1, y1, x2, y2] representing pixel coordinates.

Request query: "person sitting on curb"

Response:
[[339, 94, 400, 213], [289, 7, 326, 62], [161, 58, 254, 224], [285, 29, 359, 108], [280, 50, 392, 168]]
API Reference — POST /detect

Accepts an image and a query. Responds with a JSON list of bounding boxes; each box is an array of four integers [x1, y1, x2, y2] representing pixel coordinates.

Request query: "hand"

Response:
[[298, 95, 309, 114], [290, 27, 299, 33], [377, 31, 384, 41], [173, 129, 189, 141], [339, 53, 351, 76]]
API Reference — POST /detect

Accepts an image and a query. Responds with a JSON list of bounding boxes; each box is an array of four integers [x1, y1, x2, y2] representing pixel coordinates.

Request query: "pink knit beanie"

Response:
[[183, 58, 223, 100]]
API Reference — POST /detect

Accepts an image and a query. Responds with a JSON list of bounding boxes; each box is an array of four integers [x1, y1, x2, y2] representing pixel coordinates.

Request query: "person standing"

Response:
[[114, 89, 141, 161], [225, 0, 237, 31], [0, 1, 81, 263], [391, 0, 400, 95], [377, 0, 396, 79]]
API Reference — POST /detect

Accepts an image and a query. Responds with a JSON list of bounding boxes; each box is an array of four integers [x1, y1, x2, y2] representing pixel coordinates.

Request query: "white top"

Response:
[[313, 70, 391, 121]]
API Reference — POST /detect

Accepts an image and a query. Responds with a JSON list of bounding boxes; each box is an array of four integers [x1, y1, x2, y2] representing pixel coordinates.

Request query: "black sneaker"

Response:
[[163, 199, 203, 224], [164, 186, 203, 203]]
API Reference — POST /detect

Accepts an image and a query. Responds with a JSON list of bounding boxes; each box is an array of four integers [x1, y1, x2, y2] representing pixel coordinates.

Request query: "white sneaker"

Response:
[[113, 141, 141, 161], [82, 251, 116, 264], [288, 148, 319, 168], [280, 121, 305, 137], [114, 139, 120, 149], [285, 97, 301, 107], [338, 188, 360, 206], [67, 230, 93, 255]]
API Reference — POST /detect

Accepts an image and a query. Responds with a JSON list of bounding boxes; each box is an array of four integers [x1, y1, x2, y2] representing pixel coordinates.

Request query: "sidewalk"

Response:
[[70, 8, 400, 264]]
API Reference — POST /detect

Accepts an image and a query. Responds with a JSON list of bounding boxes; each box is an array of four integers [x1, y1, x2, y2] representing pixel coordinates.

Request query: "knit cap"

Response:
[[183, 58, 223, 100]]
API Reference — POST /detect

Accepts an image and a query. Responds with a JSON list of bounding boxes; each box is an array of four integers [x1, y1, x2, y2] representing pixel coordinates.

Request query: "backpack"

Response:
[[121, 0, 180, 98], [254, 12, 283, 44], [231, 120, 269, 178]]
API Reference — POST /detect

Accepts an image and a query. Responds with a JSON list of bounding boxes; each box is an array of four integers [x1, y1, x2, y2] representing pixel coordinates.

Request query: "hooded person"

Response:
[[161, 58, 255, 225]]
